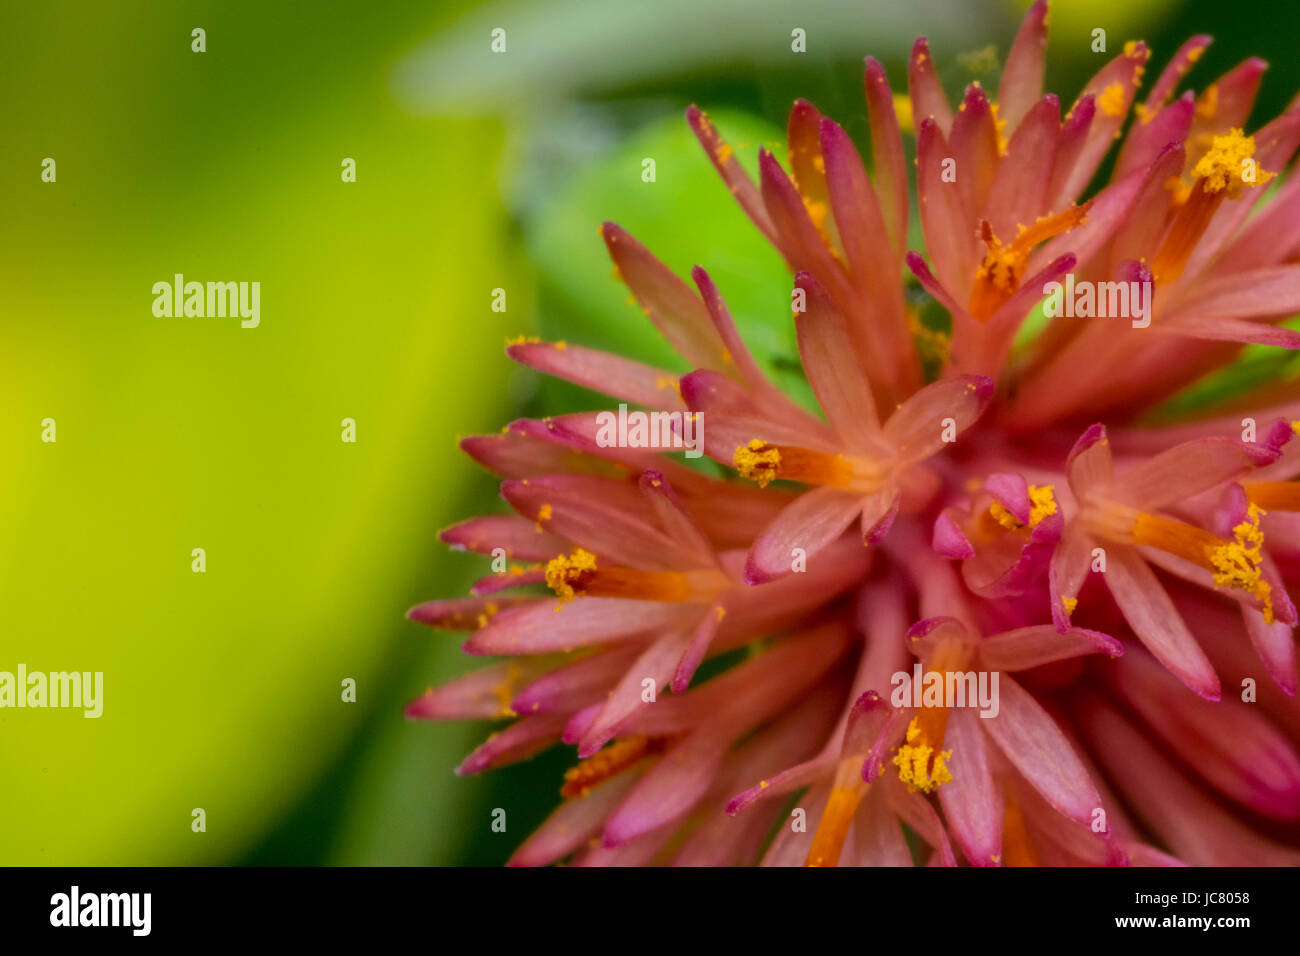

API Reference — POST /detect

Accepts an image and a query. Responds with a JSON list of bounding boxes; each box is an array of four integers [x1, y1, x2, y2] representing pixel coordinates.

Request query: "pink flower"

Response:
[[406, 0, 1300, 865]]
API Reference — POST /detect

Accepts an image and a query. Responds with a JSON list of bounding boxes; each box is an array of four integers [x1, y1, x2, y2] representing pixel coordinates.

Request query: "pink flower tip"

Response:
[[906, 616, 963, 642], [933, 511, 975, 558], [404, 688, 437, 719]]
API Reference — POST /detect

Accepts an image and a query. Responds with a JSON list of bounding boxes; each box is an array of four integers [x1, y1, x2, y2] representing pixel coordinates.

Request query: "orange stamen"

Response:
[[733, 439, 859, 488], [805, 782, 866, 867], [1130, 512, 1224, 571], [1000, 793, 1040, 866], [969, 205, 1091, 320], [1245, 481, 1300, 512], [561, 736, 664, 797]]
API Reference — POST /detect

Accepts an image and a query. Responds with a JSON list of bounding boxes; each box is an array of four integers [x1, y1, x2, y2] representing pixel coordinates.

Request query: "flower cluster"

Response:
[[408, 1, 1300, 865]]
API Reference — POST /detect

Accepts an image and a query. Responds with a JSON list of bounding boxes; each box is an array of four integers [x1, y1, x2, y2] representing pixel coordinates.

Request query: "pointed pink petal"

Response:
[[948, 84, 999, 224], [691, 266, 769, 390], [1177, 266, 1300, 322], [602, 731, 730, 846], [937, 706, 1003, 866], [602, 222, 728, 369], [1077, 694, 1300, 865], [456, 714, 568, 775], [439, 514, 568, 560], [933, 508, 975, 558], [1046, 95, 1096, 212], [638, 470, 715, 569], [744, 487, 863, 584], [406, 595, 536, 631], [981, 674, 1101, 825], [794, 271, 879, 443], [819, 116, 914, 383], [1117, 437, 1275, 511], [863, 56, 909, 256], [980, 625, 1123, 671], [578, 629, 693, 756], [508, 767, 647, 866], [506, 341, 686, 410], [996, 0, 1048, 130], [511, 644, 641, 716], [1143, 35, 1212, 112], [917, 118, 975, 292], [1113, 91, 1194, 181], [1062, 43, 1148, 197], [470, 567, 545, 595], [1065, 422, 1113, 495], [465, 598, 699, 655], [986, 94, 1059, 242], [908, 38, 953, 134], [686, 104, 778, 246], [1103, 545, 1221, 700], [1109, 651, 1300, 820], [405, 659, 549, 720], [501, 476, 684, 570], [853, 787, 914, 866], [882, 374, 993, 464]]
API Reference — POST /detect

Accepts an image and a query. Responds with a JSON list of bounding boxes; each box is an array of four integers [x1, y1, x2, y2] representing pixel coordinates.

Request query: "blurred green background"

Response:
[[2, 0, 1296, 865]]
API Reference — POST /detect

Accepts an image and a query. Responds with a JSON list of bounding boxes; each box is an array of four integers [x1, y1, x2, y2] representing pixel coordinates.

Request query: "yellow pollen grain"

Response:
[[560, 736, 653, 798], [892, 93, 915, 134], [990, 485, 1056, 531], [989, 100, 1008, 153], [990, 500, 1022, 531], [1196, 83, 1218, 119], [1097, 82, 1127, 118], [545, 548, 598, 602], [534, 502, 553, 532], [493, 662, 522, 718], [1028, 485, 1059, 526], [893, 717, 953, 794], [1194, 128, 1273, 197], [734, 439, 782, 487], [802, 197, 829, 231], [1208, 503, 1274, 623], [1291, 421, 1300, 435], [716, 143, 733, 165], [1062, 596, 1079, 615], [1123, 40, 1139, 57]]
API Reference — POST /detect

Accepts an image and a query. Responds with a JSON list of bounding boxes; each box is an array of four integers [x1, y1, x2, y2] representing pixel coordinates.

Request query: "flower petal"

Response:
[[744, 487, 863, 584], [979, 625, 1123, 671], [882, 374, 993, 464], [1102, 544, 1221, 700], [980, 674, 1101, 825], [937, 706, 1003, 866]]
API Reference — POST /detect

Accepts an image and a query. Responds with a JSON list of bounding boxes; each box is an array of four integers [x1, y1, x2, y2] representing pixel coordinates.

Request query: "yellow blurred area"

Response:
[[0, 3, 526, 863]]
